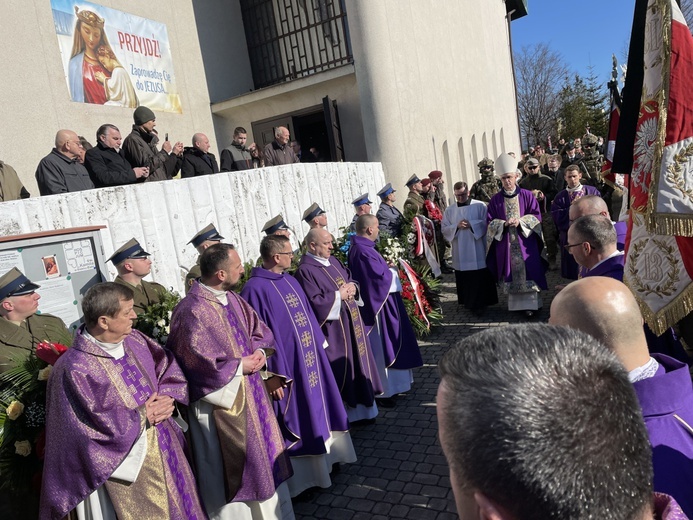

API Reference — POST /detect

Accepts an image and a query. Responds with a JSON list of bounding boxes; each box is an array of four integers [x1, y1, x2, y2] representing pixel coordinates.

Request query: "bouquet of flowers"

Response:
[[332, 226, 355, 266], [398, 260, 443, 337], [134, 288, 181, 344], [376, 232, 407, 266], [0, 331, 72, 498]]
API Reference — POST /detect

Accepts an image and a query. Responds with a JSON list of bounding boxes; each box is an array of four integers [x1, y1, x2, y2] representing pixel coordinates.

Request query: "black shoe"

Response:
[[376, 397, 396, 408], [441, 265, 453, 274]]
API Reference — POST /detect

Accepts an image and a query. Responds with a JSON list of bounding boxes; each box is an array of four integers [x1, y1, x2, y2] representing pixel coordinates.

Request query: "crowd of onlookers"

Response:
[[0, 104, 326, 202]]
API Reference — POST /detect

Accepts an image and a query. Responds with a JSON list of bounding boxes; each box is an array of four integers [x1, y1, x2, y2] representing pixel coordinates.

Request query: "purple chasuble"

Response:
[[551, 186, 601, 279], [654, 493, 689, 520], [633, 355, 693, 517], [294, 254, 383, 408], [167, 281, 291, 502], [347, 235, 423, 370], [242, 268, 349, 456], [40, 329, 205, 520], [582, 254, 625, 281], [111, 354, 201, 519], [486, 188, 547, 290]]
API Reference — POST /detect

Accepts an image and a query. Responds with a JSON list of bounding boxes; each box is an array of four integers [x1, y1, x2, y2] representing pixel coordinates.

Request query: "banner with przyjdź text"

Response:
[[50, 0, 182, 113]]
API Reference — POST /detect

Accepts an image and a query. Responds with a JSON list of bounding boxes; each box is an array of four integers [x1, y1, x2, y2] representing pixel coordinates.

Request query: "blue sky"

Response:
[[511, 0, 635, 87]]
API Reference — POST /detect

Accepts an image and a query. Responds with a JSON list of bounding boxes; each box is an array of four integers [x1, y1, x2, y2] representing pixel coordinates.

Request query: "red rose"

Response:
[[36, 342, 69, 366]]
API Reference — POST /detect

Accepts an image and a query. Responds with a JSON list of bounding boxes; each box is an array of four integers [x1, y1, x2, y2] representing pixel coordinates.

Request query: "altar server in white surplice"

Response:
[[441, 181, 498, 315]]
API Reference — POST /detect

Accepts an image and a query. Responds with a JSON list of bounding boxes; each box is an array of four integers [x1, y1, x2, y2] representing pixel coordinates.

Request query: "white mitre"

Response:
[[495, 153, 519, 175]]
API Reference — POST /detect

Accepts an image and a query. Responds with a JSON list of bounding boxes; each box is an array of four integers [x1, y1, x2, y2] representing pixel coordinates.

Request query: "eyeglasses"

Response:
[[527, 166, 539, 170], [564, 242, 591, 251], [276, 251, 294, 256]]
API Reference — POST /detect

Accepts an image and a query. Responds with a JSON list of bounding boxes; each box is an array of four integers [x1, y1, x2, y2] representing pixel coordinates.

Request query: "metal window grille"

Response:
[[240, 0, 352, 89]]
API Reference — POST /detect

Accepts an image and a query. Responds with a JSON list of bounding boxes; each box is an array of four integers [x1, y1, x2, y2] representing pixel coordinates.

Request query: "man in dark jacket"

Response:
[[0, 160, 29, 201], [220, 127, 253, 171], [35, 129, 94, 195], [263, 126, 299, 166], [181, 133, 219, 177], [85, 124, 150, 187], [121, 106, 183, 182]]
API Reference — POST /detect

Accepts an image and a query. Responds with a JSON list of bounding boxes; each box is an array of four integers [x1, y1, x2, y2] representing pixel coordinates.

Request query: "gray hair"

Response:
[[570, 214, 616, 252]]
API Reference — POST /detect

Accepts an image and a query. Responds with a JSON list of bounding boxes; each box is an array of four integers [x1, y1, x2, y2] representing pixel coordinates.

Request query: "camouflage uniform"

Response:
[[580, 133, 615, 212], [469, 158, 502, 204]]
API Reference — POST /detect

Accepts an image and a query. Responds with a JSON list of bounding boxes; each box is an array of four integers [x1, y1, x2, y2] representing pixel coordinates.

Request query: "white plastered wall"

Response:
[[346, 0, 521, 193], [0, 163, 386, 294]]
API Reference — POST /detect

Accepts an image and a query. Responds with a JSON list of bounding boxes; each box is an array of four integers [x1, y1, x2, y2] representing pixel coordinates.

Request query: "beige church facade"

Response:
[[1, 0, 525, 201]]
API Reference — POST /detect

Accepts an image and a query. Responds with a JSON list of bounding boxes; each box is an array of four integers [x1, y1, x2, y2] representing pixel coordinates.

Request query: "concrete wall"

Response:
[[0, 162, 385, 294], [347, 0, 521, 192], [211, 66, 367, 161], [192, 0, 254, 103], [0, 0, 216, 195]]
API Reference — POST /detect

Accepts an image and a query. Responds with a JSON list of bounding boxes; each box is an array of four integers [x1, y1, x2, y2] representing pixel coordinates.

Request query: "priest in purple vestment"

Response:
[[294, 228, 383, 423], [550, 277, 693, 517], [486, 154, 547, 315], [348, 214, 423, 405], [567, 214, 625, 281], [40, 282, 206, 520], [166, 243, 294, 520], [569, 194, 627, 251], [438, 322, 688, 520], [241, 234, 356, 498], [550, 165, 601, 279]]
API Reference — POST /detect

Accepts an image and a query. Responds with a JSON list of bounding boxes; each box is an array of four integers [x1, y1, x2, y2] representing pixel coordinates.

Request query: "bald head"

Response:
[[305, 228, 333, 258], [569, 195, 609, 222], [55, 129, 78, 149], [355, 214, 378, 236], [55, 129, 82, 159], [549, 277, 649, 371], [192, 133, 210, 153]]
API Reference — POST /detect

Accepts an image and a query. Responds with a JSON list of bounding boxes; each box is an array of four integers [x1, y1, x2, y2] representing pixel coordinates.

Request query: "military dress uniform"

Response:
[[0, 314, 69, 373], [113, 276, 167, 315], [108, 238, 167, 315], [185, 223, 224, 294], [0, 268, 71, 373]]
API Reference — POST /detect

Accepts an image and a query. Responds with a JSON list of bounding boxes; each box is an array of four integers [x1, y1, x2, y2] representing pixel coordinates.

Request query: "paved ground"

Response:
[[294, 266, 566, 519]]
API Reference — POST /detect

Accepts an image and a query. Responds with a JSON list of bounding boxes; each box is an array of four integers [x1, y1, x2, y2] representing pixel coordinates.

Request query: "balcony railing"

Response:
[[240, 0, 352, 89]]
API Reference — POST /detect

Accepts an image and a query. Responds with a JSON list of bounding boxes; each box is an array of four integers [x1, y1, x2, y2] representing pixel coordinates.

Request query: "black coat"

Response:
[[181, 148, 219, 177], [85, 143, 139, 188]]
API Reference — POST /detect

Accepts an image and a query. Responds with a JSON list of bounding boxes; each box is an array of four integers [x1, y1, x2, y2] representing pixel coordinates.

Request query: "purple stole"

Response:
[[111, 354, 201, 519], [223, 301, 289, 487], [295, 255, 383, 407], [242, 269, 349, 457]]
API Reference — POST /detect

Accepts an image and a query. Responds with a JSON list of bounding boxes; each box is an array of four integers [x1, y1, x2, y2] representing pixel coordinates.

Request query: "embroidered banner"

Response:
[[50, 0, 181, 112], [623, 0, 693, 334]]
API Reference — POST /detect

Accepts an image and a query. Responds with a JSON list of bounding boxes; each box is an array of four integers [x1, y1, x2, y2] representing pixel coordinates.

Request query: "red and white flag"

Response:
[[601, 82, 621, 187], [623, 0, 693, 334]]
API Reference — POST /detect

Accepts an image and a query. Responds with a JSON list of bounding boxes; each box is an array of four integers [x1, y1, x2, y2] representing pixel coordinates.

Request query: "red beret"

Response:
[[421, 178, 432, 187], [428, 170, 443, 180]]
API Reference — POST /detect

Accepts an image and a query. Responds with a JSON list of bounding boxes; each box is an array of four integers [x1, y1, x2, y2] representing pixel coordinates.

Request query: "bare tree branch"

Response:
[[514, 43, 569, 149]]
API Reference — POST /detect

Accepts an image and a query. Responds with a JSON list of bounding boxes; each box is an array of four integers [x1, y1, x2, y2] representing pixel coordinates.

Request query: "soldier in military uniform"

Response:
[[580, 132, 614, 212], [350, 193, 372, 232], [579, 133, 604, 188], [403, 174, 425, 217], [428, 170, 448, 213], [0, 268, 71, 373], [109, 238, 167, 315], [185, 223, 224, 294], [376, 183, 404, 238], [469, 158, 502, 204]]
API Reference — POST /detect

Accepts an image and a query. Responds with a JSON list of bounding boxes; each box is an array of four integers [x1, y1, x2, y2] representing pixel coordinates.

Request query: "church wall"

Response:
[[0, 0, 216, 196], [347, 0, 521, 197]]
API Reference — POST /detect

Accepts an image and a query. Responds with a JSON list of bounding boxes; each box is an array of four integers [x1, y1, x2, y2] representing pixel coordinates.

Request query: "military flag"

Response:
[[616, 0, 693, 335]]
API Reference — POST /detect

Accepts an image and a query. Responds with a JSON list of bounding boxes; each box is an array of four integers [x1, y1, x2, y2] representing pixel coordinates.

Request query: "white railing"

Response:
[[0, 162, 385, 293]]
